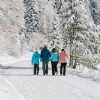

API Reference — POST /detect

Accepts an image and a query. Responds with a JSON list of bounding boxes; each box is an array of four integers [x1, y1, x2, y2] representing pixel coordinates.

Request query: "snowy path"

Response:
[[1, 60, 100, 100], [0, 76, 26, 100]]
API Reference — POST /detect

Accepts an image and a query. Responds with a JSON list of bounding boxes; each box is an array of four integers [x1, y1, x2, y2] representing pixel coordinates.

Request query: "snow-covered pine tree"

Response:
[[23, 0, 42, 51], [0, 0, 25, 56], [24, 0, 40, 33], [49, 19, 62, 52], [51, 2, 63, 50], [55, 0, 100, 69], [89, 0, 100, 25]]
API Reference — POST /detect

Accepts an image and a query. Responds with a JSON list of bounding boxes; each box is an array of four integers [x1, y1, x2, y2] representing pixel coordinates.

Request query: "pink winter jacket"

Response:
[[59, 51, 69, 63]]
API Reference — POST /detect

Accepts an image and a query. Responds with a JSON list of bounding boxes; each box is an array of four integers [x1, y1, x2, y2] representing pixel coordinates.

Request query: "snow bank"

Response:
[[0, 52, 32, 66], [67, 66, 100, 82]]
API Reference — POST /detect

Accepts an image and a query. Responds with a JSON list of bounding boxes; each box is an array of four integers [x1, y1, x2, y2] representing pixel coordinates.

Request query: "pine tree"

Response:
[[51, 8, 63, 50], [89, 0, 100, 25], [0, 0, 25, 55], [24, 0, 40, 33], [55, 0, 100, 69]]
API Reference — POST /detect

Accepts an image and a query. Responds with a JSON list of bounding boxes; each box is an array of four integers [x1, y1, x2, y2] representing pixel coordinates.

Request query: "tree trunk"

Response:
[[69, 35, 74, 67]]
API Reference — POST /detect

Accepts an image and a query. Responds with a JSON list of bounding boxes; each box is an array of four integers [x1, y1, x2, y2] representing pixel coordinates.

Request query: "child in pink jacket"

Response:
[[59, 49, 69, 76]]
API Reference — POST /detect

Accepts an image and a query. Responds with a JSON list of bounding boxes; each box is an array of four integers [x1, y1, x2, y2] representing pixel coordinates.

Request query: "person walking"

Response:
[[31, 50, 41, 75], [41, 46, 50, 75], [59, 49, 69, 76], [50, 48, 59, 75]]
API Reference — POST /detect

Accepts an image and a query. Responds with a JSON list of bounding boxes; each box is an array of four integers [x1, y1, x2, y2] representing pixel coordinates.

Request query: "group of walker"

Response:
[[31, 46, 69, 76]]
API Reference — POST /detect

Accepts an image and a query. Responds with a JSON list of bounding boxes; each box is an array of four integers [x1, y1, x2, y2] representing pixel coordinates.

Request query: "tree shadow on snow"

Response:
[[0, 73, 62, 77], [0, 66, 52, 70], [0, 64, 6, 69], [0, 65, 54, 76]]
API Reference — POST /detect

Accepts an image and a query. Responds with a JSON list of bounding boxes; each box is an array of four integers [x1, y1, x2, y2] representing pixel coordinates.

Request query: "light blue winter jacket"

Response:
[[31, 52, 41, 64], [50, 52, 59, 62]]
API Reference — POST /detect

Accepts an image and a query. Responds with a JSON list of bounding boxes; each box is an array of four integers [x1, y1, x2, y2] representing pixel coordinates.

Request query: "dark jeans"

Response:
[[51, 62, 58, 75], [42, 61, 48, 75], [34, 64, 39, 75], [60, 63, 67, 75]]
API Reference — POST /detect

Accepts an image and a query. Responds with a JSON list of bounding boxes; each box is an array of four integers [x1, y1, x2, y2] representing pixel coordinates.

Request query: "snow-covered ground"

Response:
[[0, 52, 32, 100], [0, 76, 26, 100], [0, 53, 100, 100]]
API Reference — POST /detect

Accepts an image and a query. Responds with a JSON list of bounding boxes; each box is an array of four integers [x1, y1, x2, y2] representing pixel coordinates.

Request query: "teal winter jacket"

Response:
[[50, 52, 59, 62], [31, 52, 41, 64]]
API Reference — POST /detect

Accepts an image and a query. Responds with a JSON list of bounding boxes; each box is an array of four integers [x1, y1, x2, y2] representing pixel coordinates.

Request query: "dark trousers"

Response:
[[51, 62, 58, 75], [34, 64, 39, 75], [60, 63, 67, 75], [42, 61, 48, 75]]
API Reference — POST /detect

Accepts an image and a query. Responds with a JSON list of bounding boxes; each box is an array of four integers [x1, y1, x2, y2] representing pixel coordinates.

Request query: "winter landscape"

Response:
[[0, 0, 100, 100]]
